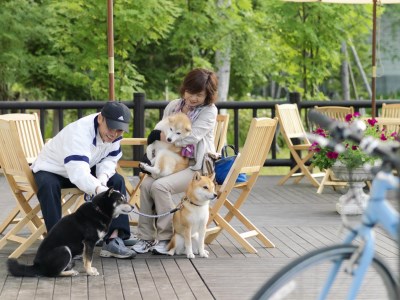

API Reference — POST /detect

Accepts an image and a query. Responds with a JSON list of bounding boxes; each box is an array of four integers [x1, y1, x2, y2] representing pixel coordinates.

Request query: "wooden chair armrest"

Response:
[[120, 138, 147, 146]]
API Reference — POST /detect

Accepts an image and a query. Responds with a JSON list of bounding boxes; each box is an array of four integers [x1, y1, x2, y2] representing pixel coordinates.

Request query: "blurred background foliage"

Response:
[[2, 0, 400, 103]]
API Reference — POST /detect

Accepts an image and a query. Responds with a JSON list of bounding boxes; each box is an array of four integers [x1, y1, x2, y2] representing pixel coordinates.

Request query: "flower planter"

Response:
[[331, 162, 373, 215]]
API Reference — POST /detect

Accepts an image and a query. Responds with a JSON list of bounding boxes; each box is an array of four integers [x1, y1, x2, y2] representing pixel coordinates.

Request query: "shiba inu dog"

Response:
[[140, 112, 192, 179], [168, 172, 217, 258], [7, 188, 133, 277]]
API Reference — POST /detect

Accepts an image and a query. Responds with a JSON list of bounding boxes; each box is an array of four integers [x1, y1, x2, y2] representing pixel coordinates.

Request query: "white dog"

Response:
[[140, 113, 192, 179]]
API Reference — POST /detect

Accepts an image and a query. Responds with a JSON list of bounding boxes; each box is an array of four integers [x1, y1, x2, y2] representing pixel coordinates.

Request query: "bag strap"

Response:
[[221, 145, 238, 158]]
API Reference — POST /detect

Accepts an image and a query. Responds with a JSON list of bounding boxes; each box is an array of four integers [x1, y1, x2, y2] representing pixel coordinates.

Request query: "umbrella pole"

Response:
[[371, 0, 377, 118], [107, 0, 115, 101]]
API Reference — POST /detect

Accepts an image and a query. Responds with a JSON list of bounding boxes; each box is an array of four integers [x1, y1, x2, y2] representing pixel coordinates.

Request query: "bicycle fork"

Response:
[[318, 229, 375, 300]]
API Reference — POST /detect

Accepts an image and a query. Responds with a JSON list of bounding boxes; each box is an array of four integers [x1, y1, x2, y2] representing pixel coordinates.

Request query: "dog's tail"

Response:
[[7, 258, 41, 277]]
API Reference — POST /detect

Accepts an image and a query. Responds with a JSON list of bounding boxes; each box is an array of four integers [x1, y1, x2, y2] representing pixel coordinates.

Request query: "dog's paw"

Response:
[[167, 249, 175, 256], [87, 267, 99, 276], [186, 253, 195, 259], [199, 250, 209, 258], [60, 269, 79, 276]]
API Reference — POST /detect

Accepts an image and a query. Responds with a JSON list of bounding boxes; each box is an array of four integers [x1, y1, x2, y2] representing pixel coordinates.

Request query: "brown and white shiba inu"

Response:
[[140, 112, 192, 179], [168, 172, 217, 258]]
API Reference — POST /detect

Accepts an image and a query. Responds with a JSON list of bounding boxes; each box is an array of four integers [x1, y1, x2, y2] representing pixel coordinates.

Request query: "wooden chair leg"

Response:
[[317, 170, 330, 194], [207, 213, 258, 253], [280, 151, 321, 187], [0, 191, 83, 258], [0, 206, 20, 234], [9, 224, 46, 259]]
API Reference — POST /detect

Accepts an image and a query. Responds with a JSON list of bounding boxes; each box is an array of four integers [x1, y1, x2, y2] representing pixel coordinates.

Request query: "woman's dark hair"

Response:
[[179, 68, 218, 105]]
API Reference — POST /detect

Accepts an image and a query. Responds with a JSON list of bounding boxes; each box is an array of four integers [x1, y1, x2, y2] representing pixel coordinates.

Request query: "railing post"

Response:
[[133, 92, 145, 138], [133, 92, 145, 175], [288, 92, 301, 106]]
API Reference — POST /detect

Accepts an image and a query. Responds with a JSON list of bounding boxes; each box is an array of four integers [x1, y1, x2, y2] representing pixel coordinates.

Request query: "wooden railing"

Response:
[[1, 94, 399, 169]]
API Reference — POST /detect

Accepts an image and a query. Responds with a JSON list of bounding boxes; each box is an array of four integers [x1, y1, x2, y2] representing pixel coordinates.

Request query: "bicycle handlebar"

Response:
[[308, 110, 400, 171]]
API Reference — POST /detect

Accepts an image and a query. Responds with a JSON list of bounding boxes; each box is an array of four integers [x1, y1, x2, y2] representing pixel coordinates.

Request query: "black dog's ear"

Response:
[[107, 187, 114, 197]]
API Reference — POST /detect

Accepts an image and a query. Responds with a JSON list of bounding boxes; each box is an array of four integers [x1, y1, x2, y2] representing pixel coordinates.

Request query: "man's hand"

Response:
[[96, 185, 108, 195], [97, 174, 108, 186]]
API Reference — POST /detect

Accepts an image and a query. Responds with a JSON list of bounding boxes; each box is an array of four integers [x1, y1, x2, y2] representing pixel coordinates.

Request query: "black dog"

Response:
[[7, 188, 133, 277]]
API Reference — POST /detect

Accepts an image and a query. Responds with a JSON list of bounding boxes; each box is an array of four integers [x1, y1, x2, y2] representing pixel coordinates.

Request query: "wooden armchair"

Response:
[[205, 117, 278, 253], [0, 118, 83, 258]]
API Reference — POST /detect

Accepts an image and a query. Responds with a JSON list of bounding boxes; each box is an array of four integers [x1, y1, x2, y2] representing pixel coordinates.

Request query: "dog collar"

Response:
[[93, 203, 108, 218], [181, 196, 205, 207], [189, 200, 202, 207]]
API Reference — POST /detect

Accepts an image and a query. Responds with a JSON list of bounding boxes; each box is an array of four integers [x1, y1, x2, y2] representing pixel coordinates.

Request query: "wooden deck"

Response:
[[0, 175, 398, 299]]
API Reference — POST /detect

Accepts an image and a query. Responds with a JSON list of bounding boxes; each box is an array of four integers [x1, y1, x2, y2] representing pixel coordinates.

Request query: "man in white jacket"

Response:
[[31, 101, 135, 259]]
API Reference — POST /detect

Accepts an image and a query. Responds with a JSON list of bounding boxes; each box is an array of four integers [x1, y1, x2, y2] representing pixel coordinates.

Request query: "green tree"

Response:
[[262, 1, 371, 100], [44, 0, 180, 100], [0, 0, 51, 100]]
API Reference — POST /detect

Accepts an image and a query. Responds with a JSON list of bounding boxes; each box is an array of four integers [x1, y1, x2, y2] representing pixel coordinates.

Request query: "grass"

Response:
[[260, 147, 291, 176]]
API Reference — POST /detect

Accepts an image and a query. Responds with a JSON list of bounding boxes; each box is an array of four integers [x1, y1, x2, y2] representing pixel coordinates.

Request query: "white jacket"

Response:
[[31, 113, 121, 195]]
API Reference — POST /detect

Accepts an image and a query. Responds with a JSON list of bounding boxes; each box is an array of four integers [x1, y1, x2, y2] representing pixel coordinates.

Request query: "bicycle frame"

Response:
[[320, 170, 399, 300]]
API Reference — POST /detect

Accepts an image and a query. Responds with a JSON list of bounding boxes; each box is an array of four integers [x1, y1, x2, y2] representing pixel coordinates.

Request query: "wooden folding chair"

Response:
[[313, 106, 354, 194], [380, 103, 400, 133], [117, 138, 147, 227], [214, 114, 230, 153], [205, 117, 278, 253], [276, 104, 323, 188], [313, 106, 354, 123], [0, 113, 44, 234], [0, 113, 44, 164], [0, 118, 83, 258]]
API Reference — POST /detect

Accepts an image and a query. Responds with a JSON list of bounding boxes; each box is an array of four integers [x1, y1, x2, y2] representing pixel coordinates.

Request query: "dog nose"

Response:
[[167, 138, 172, 142]]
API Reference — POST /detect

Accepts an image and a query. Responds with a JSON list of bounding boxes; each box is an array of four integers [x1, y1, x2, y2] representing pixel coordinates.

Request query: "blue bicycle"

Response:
[[253, 111, 400, 300]]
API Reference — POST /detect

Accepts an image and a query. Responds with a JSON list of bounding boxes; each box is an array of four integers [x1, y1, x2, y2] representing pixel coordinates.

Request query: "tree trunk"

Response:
[[341, 42, 350, 101], [349, 44, 372, 98], [216, 0, 231, 105], [347, 47, 359, 100], [215, 46, 231, 103]]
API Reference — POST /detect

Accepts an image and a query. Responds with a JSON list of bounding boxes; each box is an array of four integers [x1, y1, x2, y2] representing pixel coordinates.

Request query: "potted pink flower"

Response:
[[310, 112, 399, 171]]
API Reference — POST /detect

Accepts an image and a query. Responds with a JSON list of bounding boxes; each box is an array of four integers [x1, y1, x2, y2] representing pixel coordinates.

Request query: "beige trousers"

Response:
[[137, 168, 196, 241]]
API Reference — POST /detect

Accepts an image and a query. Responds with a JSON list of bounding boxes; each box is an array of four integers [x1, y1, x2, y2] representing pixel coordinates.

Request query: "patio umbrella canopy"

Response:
[[284, 0, 400, 117]]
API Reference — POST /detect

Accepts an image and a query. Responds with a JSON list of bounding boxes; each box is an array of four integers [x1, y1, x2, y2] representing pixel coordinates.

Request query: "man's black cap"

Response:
[[101, 101, 131, 133]]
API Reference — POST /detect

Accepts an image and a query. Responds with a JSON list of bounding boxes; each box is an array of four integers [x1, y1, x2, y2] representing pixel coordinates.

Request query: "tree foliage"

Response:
[[1, 0, 396, 102]]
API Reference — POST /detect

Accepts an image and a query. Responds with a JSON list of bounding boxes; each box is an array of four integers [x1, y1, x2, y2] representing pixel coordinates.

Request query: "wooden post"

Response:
[[107, 0, 115, 101]]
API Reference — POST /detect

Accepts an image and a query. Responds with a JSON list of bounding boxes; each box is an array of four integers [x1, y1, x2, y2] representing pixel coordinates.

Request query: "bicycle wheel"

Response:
[[253, 245, 398, 300]]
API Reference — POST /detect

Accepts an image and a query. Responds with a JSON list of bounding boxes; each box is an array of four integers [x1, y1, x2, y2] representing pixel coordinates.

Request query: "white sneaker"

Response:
[[132, 239, 158, 254], [152, 240, 170, 255]]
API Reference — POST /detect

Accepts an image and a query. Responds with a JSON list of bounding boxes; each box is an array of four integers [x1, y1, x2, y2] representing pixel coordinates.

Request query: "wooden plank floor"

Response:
[[0, 175, 398, 299]]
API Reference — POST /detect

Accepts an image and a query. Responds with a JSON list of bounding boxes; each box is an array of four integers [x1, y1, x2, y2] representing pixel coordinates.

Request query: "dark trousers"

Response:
[[33, 169, 130, 240]]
